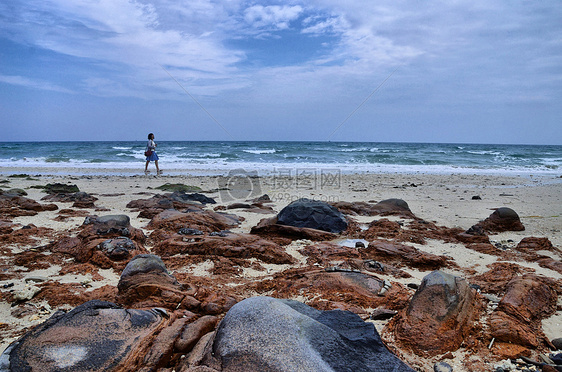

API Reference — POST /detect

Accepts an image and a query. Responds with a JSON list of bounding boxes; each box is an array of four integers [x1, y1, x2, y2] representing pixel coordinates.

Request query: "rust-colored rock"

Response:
[[251, 216, 337, 243], [489, 274, 557, 348], [152, 232, 295, 265], [147, 209, 240, 233], [360, 239, 453, 270], [390, 271, 478, 356]]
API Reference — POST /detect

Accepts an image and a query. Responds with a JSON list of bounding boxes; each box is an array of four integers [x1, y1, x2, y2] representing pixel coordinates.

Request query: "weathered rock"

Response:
[[98, 237, 137, 260], [148, 210, 240, 234], [489, 274, 557, 348], [152, 232, 295, 265], [42, 191, 98, 208], [0, 193, 58, 218], [360, 240, 452, 270], [276, 198, 348, 233], [391, 271, 477, 356], [251, 216, 338, 243], [210, 296, 414, 371], [117, 254, 196, 309], [477, 207, 525, 232], [516, 237, 558, 252], [371, 198, 415, 218], [43, 183, 80, 194], [552, 338, 562, 350], [0, 300, 166, 372]]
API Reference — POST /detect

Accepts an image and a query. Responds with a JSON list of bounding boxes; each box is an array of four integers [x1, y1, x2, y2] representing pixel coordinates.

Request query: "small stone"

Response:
[[13, 286, 41, 302], [552, 338, 562, 350], [472, 195, 482, 200], [407, 283, 419, 290], [371, 308, 397, 320], [24, 276, 48, 283], [434, 361, 453, 372]]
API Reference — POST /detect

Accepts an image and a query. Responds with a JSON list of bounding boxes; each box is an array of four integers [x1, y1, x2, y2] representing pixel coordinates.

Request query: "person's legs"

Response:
[[155, 160, 160, 173], [145, 160, 150, 172]]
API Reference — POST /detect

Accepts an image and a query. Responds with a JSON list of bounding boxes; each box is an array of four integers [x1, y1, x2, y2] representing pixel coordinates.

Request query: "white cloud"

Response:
[[0, 74, 74, 94], [243, 5, 303, 30]]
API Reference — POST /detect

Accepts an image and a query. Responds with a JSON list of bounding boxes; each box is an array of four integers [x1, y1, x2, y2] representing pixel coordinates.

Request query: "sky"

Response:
[[1, 1, 561, 144]]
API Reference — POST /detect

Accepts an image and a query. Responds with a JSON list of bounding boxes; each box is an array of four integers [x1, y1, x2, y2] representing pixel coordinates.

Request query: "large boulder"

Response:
[[209, 296, 414, 372], [276, 198, 348, 233], [391, 271, 477, 356], [0, 300, 166, 372]]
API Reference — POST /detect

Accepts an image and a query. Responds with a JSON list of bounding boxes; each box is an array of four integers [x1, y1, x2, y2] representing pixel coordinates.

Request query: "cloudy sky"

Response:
[[1, 1, 561, 144]]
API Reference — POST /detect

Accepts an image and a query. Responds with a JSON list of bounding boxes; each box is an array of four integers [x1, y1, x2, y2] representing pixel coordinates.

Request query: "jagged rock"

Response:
[[489, 274, 557, 348], [360, 240, 451, 270], [43, 183, 79, 194], [391, 271, 477, 356], [276, 198, 348, 233], [98, 237, 136, 260], [476, 207, 525, 233], [208, 296, 414, 371], [152, 232, 295, 265], [42, 191, 98, 208], [0, 193, 58, 218], [148, 210, 240, 234]]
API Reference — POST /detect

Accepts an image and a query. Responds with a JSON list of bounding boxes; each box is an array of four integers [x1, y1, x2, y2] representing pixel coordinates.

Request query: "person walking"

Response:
[[144, 133, 161, 174]]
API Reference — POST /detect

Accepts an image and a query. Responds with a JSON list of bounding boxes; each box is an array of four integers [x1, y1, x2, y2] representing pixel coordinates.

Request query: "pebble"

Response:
[[13, 286, 41, 302], [434, 361, 453, 372], [552, 338, 562, 350]]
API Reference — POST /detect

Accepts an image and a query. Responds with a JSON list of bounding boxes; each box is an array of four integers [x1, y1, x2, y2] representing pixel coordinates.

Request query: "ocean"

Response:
[[0, 141, 561, 177]]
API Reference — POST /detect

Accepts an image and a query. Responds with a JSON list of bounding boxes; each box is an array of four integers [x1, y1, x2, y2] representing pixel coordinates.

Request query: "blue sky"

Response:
[[1, 0, 561, 144]]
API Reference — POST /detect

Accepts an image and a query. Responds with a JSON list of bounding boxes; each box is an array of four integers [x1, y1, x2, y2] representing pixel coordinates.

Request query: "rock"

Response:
[[392, 271, 477, 356], [169, 192, 216, 205], [13, 286, 41, 302], [251, 217, 338, 243], [371, 308, 398, 320], [179, 228, 204, 235], [152, 232, 295, 265], [0, 300, 166, 372], [477, 207, 525, 232], [552, 338, 562, 350], [361, 240, 451, 270], [489, 274, 557, 348], [42, 191, 98, 208], [117, 254, 198, 310], [516, 237, 557, 252], [472, 195, 482, 200], [98, 237, 136, 260], [210, 296, 414, 371], [276, 198, 348, 233], [147, 210, 240, 234], [434, 361, 453, 372], [43, 183, 79, 194]]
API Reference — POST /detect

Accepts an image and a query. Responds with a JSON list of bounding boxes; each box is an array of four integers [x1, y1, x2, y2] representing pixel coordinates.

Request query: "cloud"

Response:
[[0, 74, 73, 94], [243, 5, 303, 31]]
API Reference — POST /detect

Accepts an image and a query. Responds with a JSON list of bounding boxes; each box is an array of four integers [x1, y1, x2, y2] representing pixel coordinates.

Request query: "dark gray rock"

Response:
[[170, 192, 216, 205], [552, 338, 562, 350], [98, 237, 136, 260], [277, 198, 348, 233], [120, 254, 168, 280], [0, 300, 164, 372], [212, 296, 414, 372]]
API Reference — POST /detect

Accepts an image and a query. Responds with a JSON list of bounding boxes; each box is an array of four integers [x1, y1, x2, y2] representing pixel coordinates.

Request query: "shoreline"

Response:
[[1, 171, 561, 369]]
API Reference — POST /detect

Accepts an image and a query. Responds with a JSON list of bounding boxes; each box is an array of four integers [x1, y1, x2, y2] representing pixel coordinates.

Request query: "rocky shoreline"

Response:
[[0, 173, 561, 371]]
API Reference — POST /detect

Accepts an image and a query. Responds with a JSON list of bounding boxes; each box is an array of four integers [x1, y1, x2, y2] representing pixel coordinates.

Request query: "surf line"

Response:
[[159, 64, 234, 140], [327, 66, 400, 141]]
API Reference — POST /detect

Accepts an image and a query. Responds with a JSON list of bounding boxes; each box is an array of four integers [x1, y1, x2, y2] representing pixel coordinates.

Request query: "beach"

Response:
[[1, 169, 561, 370]]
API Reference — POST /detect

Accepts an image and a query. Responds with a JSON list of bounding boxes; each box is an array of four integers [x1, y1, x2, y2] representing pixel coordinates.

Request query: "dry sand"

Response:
[[1, 169, 561, 366]]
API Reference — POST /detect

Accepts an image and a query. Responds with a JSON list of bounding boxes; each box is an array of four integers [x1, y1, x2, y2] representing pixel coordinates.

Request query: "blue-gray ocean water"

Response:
[[1, 141, 561, 177]]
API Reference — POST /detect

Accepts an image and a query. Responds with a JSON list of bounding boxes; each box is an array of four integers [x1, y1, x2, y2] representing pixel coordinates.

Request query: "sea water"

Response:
[[0, 141, 561, 177]]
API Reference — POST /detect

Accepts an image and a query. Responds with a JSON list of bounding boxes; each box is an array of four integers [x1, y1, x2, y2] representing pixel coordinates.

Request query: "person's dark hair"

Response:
[[148, 133, 154, 140]]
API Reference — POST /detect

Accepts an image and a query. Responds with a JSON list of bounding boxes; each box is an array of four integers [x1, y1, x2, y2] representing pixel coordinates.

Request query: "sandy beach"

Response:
[[1, 169, 561, 370]]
